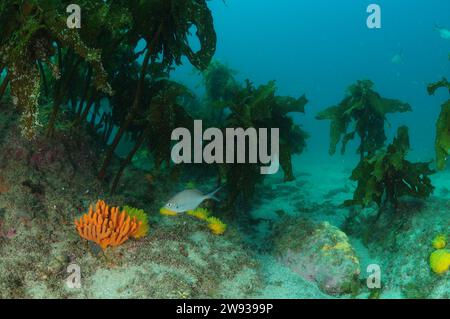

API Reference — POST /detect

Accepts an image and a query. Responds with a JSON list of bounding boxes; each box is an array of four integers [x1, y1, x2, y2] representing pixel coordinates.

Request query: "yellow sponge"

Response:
[[429, 249, 450, 274], [187, 207, 211, 221], [432, 234, 447, 249], [206, 216, 227, 235], [160, 207, 178, 216]]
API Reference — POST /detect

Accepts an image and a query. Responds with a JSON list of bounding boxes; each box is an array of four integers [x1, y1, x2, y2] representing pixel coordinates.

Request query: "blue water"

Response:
[[174, 0, 450, 163]]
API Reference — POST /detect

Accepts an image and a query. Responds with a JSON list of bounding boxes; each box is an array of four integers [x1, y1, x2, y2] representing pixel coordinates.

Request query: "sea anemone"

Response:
[[206, 216, 227, 235], [187, 207, 211, 221], [74, 200, 142, 250], [429, 249, 450, 274], [123, 205, 149, 239]]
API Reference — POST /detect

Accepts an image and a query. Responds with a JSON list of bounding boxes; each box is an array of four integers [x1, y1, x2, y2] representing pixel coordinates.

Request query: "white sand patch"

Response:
[[88, 266, 144, 299], [251, 255, 331, 299]]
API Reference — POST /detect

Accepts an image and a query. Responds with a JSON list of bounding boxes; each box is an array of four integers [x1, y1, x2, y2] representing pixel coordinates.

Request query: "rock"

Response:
[[271, 218, 360, 295]]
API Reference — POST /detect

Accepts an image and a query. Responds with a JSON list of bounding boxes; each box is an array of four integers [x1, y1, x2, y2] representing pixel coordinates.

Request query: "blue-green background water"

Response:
[[173, 0, 450, 164]]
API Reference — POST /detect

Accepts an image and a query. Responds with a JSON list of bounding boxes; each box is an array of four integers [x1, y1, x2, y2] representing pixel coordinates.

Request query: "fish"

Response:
[[391, 51, 403, 65], [163, 187, 221, 213], [435, 25, 450, 40]]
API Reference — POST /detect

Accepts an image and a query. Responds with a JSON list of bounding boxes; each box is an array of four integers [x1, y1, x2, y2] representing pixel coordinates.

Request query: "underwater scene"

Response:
[[0, 0, 449, 300]]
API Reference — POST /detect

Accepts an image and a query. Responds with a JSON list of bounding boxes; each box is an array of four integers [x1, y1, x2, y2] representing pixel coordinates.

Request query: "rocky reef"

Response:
[[271, 218, 360, 296]]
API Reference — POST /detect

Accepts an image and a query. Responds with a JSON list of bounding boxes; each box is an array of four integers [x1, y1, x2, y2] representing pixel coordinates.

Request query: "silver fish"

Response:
[[435, 25, 450, 40], [164, 187, 221, 213]]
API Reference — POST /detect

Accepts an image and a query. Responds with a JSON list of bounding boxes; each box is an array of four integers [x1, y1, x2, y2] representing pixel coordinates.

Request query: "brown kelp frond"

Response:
[[202, 60, 238, 102], [128, 0, 216, 71], [434, 101, 450, 170], [427, 77, 450, 96], [0, 1, 113, 139], [316, 80, 411, 158], [97, 0, 217, 181], [221, 79, 309, 209], [427, 75, 450, 170], [344, 126, 434, 212]]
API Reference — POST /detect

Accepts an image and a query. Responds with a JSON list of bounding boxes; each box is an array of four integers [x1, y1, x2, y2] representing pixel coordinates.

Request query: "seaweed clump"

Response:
[[97, 0, 217, 182], [110, 79, 194, 192], [316, 80, 411, 159], [203, 61, 238, 104], [220, 79, 309, 210], [0, 0, 217, 192], [427, 76, 450, 170], [200, 61, 239, 125], [344, 126, 434, 218], [0, 1, 114, 139]]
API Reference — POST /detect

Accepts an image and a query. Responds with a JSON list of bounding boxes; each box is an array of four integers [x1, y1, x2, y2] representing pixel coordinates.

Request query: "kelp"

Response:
[[427, 77, 450, 170], [2, 0, 215, 183], [221, 79, 309, 209], [203, 60, 238, 103], [110, 80, 194, 193], [434, 101, 450, 171], [190, 70, 309, 209], [0, 0, 217, 193], [146, 81, 194, 169], [316, 80, 411, 159], [201, 61, 238, 125], [344, 126, 434, 216], [0, 1, 310, 208], [427, 77, 450, 96], [46, 1, 134, 137], [98, 0, 217, 181], [228, 80, 308, 180], [128, 0, 217, 71], [0, 1, 113, 139]]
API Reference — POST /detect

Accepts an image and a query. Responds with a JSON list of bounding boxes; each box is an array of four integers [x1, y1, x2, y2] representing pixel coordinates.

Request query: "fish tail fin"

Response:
[[206, 186, 222, 202]]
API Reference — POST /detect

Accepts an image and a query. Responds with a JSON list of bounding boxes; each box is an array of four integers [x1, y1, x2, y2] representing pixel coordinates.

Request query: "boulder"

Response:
[[272, 218, 360, 295]]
